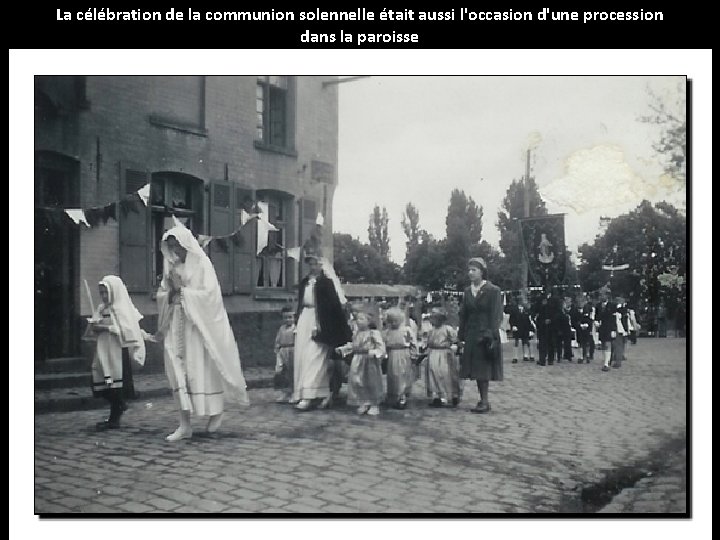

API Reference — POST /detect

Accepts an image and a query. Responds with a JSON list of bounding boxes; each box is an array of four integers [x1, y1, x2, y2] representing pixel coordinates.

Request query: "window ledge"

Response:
[[253, 140, 298, 157], [149, 114, 208, 137]]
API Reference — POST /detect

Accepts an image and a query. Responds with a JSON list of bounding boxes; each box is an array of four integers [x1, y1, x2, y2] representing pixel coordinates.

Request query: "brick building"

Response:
[[35, 76, 339, 367]]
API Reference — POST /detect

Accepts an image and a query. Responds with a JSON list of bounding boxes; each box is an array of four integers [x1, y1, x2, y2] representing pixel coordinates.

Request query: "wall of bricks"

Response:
[[36, 76, 339, 324]]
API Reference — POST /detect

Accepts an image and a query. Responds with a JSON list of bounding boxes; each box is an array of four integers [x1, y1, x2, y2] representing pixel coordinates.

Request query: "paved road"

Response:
[[34, 338, 687, 514]]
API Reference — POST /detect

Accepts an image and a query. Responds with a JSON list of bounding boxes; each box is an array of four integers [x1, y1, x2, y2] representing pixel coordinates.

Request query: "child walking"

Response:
[[424, 307, 460, 408], [383, 307, 417, 409], [510, 303, 533, 363], [85, 276, 146, 430], [273, 306, 296, 403], [337, 307, 386, 416]]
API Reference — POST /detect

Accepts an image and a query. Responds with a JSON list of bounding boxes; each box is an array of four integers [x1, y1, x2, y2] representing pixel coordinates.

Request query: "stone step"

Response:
[[34, 357, 89, 374], [35, 372, 91, 390]]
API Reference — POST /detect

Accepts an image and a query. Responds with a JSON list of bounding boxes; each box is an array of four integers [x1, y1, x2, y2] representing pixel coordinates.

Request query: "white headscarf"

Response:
[[98, 275, 146, 366], [158, 224, 249, 405]]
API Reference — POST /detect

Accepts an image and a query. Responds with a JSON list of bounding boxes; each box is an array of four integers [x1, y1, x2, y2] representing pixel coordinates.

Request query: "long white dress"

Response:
[[293, 278, 331, 401], [158, 226, 249, 416]]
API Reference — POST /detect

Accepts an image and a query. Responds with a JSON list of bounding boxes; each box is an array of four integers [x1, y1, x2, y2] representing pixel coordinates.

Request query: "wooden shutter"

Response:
[[209, 181, 233, 294], [300, 198, 318, 276], [118, 163, 150, 292], [233, 187, 255, 293]]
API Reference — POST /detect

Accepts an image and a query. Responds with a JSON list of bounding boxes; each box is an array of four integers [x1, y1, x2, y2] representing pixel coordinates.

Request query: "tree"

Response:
[[578, 200, 686, 323], [403, 231, 448, 291], [496, 177, 548, 290], [333, 233, 402, 285], [639, 81, 687, 187], [401, 202, 421, 251], [368, 205, 391, 259], [445, 189, 484, 290]]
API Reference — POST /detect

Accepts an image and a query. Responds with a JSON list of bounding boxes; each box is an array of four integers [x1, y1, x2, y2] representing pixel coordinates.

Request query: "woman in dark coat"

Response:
[[458, 257, 504, 413], [293, 248, 352, 411]]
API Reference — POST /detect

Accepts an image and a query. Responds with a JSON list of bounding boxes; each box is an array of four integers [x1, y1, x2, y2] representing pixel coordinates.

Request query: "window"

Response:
[[255, 76, 294, 152], [150, 173, 203, 286], [256, 193, 287, 288]]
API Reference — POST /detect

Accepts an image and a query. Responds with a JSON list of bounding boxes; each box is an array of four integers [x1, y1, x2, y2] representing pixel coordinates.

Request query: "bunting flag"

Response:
[[316, 212, 325, 226], [36, 182, 147, 231], [137, 183, 150, 206], [286, 247, 302, 261], [65, 209, 90, 227], [214, 237, 229, 253], [240, 208, 261, 226], [519, 214, 566, 288]]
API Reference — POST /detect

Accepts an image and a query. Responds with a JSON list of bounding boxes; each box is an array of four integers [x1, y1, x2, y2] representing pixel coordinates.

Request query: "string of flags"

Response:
[[37, 185, 326, 260], [36, 183, 150, 228]]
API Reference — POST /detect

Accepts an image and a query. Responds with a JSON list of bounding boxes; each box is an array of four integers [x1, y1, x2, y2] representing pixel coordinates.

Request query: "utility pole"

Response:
[[519, 149, 531, 305]]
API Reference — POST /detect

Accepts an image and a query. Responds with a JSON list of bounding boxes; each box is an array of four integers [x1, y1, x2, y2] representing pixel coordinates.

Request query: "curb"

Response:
[[34, 376, 275, 415]]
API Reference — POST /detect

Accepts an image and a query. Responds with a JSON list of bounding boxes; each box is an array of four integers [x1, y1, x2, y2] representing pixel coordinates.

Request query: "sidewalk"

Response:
[[34, 366, 276, 414]]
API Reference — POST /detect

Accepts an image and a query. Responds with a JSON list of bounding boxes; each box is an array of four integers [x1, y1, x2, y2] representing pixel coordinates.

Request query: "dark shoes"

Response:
[[451, 397, 459, 408], [523, 357, 530, 362], [601, 365, 610, 372], [471, 401, 491, 414], [96, 419, 121, 431], [429, 398, 442, 408], [512, 359, 518, 364]]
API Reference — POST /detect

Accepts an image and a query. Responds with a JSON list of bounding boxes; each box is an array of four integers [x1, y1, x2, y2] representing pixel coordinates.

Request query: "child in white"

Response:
[[337, 309, 386, 416], [273, 306, 296, 403], [383, 307, 417, 409], [86, 276, 146, 430]]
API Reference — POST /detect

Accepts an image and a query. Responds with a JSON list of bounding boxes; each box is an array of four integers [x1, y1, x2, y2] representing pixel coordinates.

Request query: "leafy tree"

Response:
[[368, 205, 391, 259], [401, 202, 421, 251], [333, 233, 401, 285], [403, 232, 448, 291], [578, 200, 686, 318], [445, 189, 483, 290], [496, 177, 548, 289], [638, 81, 687, 186]]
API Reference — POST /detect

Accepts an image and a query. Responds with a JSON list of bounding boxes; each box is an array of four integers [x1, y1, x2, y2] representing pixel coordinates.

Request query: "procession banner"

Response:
[[518, 214, 566, 288]]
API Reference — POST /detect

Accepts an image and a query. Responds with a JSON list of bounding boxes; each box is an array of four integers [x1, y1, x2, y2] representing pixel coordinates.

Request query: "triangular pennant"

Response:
[[286, 246, 302, 261], [104, 203, 116, 223], [231, 231, 244, 248], [256, 219, 275, 255], [316, 213, 325, 226], [137, 183, 150, 206], [65, 209, 90, 227], [172, 214, 187, 229], [197, 235, 213, 249], [129, 194, 141, 213], [119, 198, 133, 217], [214, 237, 229, 253], [84, 207, 103, 227]]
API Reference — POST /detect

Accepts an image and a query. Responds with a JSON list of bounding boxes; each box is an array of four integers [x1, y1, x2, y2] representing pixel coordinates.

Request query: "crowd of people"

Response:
[[82, 220, 651, 439]]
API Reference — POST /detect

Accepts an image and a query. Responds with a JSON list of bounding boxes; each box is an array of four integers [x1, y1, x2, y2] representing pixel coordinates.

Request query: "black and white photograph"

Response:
[[15, 50, 706, 526]]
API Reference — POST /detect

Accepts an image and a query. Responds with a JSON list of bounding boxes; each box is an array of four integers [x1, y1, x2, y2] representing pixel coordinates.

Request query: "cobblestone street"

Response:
[[33, 338, 688, 514]]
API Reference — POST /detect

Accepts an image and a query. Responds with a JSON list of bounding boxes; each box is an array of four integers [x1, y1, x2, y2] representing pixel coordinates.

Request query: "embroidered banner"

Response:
[[519, 214, 566, 288]]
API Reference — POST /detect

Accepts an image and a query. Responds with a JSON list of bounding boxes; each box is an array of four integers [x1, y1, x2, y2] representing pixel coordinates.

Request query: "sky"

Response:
[[334, 76, 686, 264]]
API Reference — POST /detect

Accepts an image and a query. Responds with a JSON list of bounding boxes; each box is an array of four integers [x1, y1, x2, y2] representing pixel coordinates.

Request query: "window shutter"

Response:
[[233, 187, 255, 293], [119, 163, 150, 293], [301, 198, 319, 275], [209, 181, 234, 294]]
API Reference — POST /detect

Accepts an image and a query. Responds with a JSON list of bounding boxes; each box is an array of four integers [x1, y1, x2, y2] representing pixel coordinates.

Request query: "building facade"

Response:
[[35, 76, 339, 365]]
